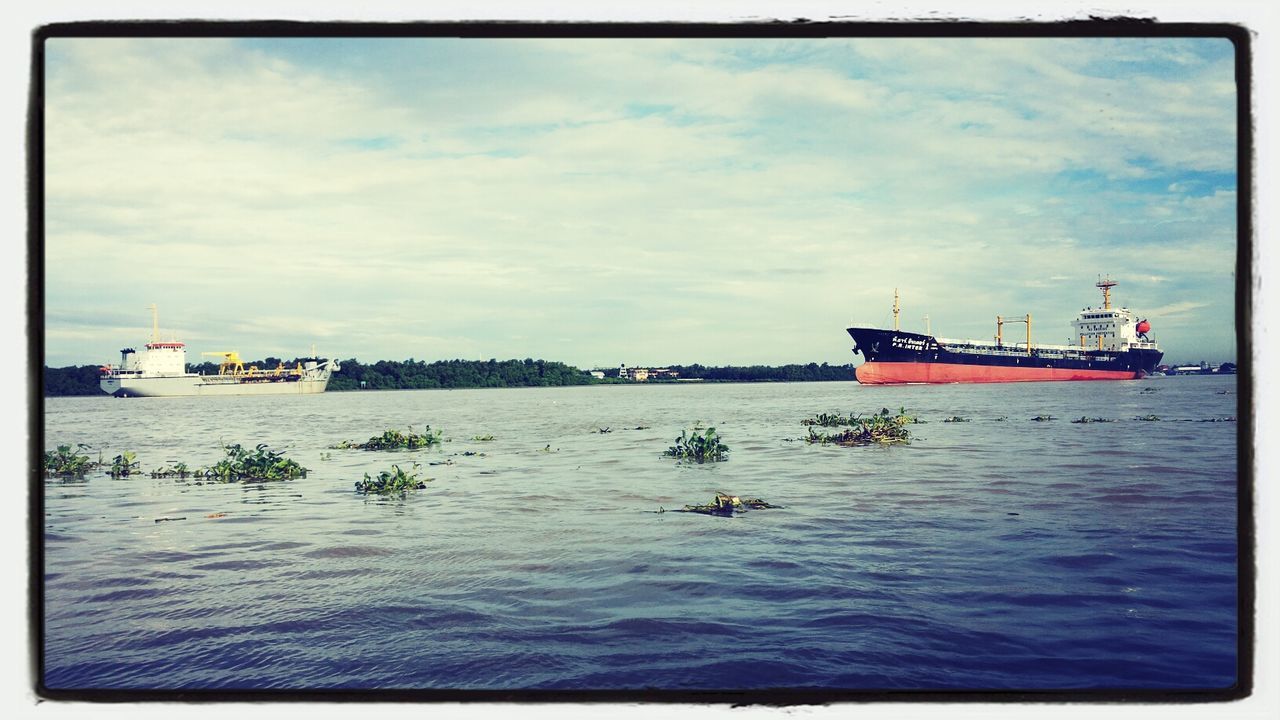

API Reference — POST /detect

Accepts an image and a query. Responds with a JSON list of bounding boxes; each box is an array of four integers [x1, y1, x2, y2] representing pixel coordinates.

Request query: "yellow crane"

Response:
[[201, 351, 247, 376]]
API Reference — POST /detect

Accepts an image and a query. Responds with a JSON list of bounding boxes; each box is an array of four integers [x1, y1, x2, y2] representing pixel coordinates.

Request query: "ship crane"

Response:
[[202, 351, 246, 376]]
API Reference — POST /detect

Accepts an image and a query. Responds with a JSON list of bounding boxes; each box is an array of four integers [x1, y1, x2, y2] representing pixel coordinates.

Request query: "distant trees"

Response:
[[326, 358, 594, 391], [43, 365, 103, 396], [665, 362, 857, 383], [43, 358, 860, 396]]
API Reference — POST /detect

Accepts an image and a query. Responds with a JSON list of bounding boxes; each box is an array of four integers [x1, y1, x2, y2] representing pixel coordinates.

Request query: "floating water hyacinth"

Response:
[[800, 411, 854, 427], [199, 443, 308, 482], [471, 434, 496, 441], [943, 416, 970, 423], [331, 426, 443, 450], [664, 427, 729, 463], [803, 408, 914, 446], [664, 492, 782, 516], [1071, 417, 1116, 424], [109, 451, 140, 478], [354, 463, 431, 497], [150, 462, 192, 478], [1134, 414, 1162, 421], [1031, 415, 1056, 422], [43, 444, 98, 476]]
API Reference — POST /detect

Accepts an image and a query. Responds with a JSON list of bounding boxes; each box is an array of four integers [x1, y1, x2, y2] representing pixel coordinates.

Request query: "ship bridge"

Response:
[[1070, 278, 1159, 353]]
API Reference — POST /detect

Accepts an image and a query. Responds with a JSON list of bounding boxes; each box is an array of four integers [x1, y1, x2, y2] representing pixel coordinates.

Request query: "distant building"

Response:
[[617, 365, 679, 382], [589, 370, 605, 379]]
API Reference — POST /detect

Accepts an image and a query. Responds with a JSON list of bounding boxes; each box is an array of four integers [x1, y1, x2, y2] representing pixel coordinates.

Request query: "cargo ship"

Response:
[[847, 278, 1163, 384], [99, 306, 339, 397]]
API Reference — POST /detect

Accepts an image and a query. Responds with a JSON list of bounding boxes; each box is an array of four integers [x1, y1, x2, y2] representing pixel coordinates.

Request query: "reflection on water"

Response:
[[43, 376, 1238, 691]]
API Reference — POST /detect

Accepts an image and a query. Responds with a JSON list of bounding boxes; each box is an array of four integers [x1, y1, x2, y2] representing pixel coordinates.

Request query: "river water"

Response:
[[41, 376, 1240, 693]]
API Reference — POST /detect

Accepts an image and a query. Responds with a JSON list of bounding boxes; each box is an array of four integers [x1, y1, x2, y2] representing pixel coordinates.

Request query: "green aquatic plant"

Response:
[[802, 407, 919, 427], [943, 416, 970, 423], [43, 444, 97, 476], [471, 434, 496, 442], [199, 443, 308, 482], [109, 451, 140, 478], [332, 426, 444, 450], [664, 427, 729, 463], [664, 492, 782, 516], [801, 411, 852, 427], [1030, 415, 1056, 422], [1070, 417, 1116, 424], [804, 408, 914, 446], [993, 416, 1008, 422], [1134, 414, 1162, 422], [150, 461, 191, 479], [354, 463, 431, 497]]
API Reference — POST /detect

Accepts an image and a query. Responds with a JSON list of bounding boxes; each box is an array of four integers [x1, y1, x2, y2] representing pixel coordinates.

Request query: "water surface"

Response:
[[42, 376, 1239, 691]]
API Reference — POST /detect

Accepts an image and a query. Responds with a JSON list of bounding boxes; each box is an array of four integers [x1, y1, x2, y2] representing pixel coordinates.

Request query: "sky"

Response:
[[41, 34, 1240, 368]]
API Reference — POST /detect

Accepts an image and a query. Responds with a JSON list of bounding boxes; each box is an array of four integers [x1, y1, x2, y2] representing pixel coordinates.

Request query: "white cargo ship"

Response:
[[99, 306, 339, 398]]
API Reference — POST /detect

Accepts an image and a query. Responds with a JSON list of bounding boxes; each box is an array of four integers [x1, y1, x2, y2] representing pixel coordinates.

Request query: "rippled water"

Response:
[[41, 376, 1239, 692]]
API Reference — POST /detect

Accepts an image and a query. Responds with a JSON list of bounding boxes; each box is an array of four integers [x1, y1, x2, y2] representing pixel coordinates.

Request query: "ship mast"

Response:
[[148, 303, 160, 344], [893, 288, 900, 331], [1097, 276, 1117, 310]]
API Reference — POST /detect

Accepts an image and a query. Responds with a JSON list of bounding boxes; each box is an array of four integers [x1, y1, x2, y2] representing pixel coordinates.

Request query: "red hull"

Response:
[[856, 361, 1143, 385]]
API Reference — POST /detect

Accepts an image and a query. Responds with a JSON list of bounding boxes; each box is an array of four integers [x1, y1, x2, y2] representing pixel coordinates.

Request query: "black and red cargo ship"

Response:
[[847, 278, 1163, 384]]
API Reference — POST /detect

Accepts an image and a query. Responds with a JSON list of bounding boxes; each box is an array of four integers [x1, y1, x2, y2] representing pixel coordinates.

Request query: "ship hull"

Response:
[[848, 328, 1162, 385], [101, 375, 331, 397]]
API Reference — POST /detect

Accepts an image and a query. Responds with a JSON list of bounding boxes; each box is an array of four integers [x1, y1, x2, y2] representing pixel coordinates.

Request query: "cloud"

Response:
[[42, 36, 1239, 367]]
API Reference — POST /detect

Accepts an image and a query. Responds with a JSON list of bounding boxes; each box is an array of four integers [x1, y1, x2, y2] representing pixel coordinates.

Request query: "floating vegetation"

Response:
[[664, 427, 729, 463], [1071, 417, 1116, 424], [199, 443, 308, 482], [538, 444, 559, 453], [943, 416, 970, 423], [460, 451, 485, 457], [1030, 415, 1056, 422], [471, 434, 496, 442], [1140, 387, 1161, 393], [109, 451, 140, 478], [804, 408, 914, 446], [331, 427, 443, 450], [663, 492, 782, 516], [595, 427, 612, 434], [1134, 414, 1162, 422], [150, 462, 192, 479], [1199, 417, 1237, 423], [354, 463, 431, 497], [633, 426, 651, 430], [43, 444, 98, 476], [801, 412, 854, 427], [802, 407, 921, 428], [1216, 390, 1233, 395], [993, 416, 1008, 422]]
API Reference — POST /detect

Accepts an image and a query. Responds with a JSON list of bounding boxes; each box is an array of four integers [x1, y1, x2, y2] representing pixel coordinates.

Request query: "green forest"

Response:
[[43, 357, 859, 396]]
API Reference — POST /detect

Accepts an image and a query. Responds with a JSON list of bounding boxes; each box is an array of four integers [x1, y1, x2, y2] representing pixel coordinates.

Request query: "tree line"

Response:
[[43, 357, 859, 396], [665, 362, 857, 383]]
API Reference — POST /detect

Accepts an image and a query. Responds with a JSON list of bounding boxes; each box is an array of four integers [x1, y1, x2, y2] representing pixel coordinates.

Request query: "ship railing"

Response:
[[941, 342, 1116, 362]]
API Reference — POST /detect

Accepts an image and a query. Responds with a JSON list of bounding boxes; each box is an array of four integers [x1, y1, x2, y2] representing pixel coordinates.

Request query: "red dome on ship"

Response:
[[1136, 320, 1151, 334]]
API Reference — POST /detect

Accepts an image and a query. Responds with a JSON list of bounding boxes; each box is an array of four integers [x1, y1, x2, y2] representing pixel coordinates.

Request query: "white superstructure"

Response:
[[99, 306, 339, 398]]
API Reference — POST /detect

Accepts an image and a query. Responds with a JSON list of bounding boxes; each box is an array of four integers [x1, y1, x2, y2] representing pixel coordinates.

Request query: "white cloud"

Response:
[[42, 36, 1240, 367]]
